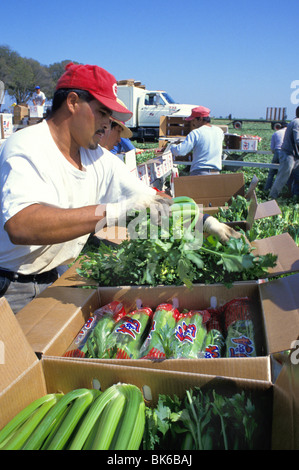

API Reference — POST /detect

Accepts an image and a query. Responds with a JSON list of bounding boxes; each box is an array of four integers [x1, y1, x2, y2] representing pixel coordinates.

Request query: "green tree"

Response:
[[9, 58, 35, 104], [27, 58, 53, 98], [0, 45, 34, 103], [47, 59, 78, 100], [0, 45, 77, 104]]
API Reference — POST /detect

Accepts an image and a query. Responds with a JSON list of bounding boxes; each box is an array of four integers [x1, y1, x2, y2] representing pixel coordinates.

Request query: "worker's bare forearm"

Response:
[[4, 203, 106, 245]]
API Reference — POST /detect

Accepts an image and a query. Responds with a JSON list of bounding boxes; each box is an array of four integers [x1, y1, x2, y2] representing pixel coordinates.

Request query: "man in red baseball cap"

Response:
[[55, 63, 133, 123], [170, 105, 224, 176], [185, 106, 211, 120], [0, 62, 172, 313], [0, 64, 240, 313]]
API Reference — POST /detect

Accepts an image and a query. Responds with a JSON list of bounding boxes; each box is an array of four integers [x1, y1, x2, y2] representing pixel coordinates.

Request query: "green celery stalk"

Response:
[[139, 304, 180, 359]]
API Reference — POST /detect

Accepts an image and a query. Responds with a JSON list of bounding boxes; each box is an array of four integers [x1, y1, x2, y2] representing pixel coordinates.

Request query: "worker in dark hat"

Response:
[[170, 106, 224, 175]]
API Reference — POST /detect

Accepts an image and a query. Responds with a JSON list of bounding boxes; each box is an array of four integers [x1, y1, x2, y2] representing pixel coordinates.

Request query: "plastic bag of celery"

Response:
[[224, 297, 256, 357], [64, 301, 126, 358], [172, 310, 210, 358], [102, 307, 153, 359], [204, 309, 225, 358], [172, 309, 225, 359], [139, 303, 181, 359]]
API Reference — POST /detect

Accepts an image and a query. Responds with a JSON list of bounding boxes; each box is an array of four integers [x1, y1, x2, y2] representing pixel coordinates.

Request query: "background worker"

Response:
[[32, 86, 46, 106], [170, 106, 224, 176], [264, 122, 287, 192], [103, 98, 136, 155], [110, 132, 136, 154], [101, 117, 135, 153], [0, 63, 239, 314], [269, 107, 299, 199]]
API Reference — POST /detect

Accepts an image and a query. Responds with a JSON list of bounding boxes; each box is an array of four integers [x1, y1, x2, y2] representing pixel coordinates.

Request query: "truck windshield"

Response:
[[162, 93, 176, 104]]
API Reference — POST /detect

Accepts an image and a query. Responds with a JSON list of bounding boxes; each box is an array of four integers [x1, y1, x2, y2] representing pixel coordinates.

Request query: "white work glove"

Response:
[[203, 216, 242, 244], [106, 194, 172, 227]]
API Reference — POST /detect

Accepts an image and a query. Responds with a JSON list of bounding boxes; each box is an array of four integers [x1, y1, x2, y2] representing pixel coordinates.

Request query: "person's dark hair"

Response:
[[110, 120, 119, 129], [196, 116, 211, 123], [296, 106, 299, 118], [50, 88, 95, 114]]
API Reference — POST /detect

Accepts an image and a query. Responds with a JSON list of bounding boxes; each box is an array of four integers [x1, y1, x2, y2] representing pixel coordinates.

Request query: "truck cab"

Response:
[[139, 91, 180, 128], [117, 81, 197, 140]]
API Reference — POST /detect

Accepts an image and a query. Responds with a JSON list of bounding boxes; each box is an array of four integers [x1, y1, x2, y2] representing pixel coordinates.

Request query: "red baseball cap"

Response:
[[56, 63, 133, 122], [185, 106, 211, 120]]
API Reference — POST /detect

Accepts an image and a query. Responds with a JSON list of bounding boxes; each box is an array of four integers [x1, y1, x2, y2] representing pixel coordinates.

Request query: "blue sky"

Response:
[[1, 0, 298, 119]]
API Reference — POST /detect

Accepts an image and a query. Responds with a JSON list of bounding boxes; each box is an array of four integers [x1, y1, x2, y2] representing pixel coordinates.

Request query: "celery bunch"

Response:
[[78, 196, 277, 288], [0, 384, 145, 451]]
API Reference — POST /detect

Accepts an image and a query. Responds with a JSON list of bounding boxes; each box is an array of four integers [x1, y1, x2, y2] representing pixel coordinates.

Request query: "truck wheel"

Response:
[[272, 122, 282, 131], [233, 121, 242, 129]]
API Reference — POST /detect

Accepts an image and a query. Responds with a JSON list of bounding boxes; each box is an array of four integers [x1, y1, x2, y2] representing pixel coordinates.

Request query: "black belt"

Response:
[[0, 268, 58, 283], [192, 169, 220, 174]]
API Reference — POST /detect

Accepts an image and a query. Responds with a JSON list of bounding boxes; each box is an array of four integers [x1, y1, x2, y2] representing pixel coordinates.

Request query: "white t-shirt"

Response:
[[33, 91, 46, 105], [0, 120, 155, 274], [170, 125, 224, 172]]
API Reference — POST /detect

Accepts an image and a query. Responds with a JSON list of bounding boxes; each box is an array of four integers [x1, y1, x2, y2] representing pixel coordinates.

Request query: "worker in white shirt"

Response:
[[0, 63, 240, 313], [32, 86, 46, 106], [170, 106, 224, 175]]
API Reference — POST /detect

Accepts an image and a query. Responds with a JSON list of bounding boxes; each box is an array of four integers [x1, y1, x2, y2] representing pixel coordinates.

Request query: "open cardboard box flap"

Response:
[[174, 173, 246, 215], [52, 259, 99, 288], [0, 297, 47, 424], [252, 232, 299, 277], [259, 272, 299, 354], [173, 173, 281, 224], [0, 297, 39, 392], [246, 191, 281, 225], [272, 358, 299, 450], [174, 173, 246, 204], [15, 286, 100, 358]]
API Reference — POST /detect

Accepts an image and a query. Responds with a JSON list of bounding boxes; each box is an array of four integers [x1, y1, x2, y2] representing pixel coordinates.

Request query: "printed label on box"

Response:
[[29, 105, 44, 118], [137, 163, 149, 185], [1, 113, 13, 139], [241, 137, 259, 151]]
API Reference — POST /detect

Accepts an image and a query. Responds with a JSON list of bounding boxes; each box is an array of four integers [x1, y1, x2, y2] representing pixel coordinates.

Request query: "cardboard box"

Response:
[[146, 158, 164, 183], [137, 163, 149, 186], [13, 105, 29, 124], [224, 133, 242, 149], [159, 115, 194, 138], [224, 134, 260, 151], [1, 296, 298, 449], [117, 149, 137, 177], [241, 137, 259, 151], [174, 173, 245, 210], [29, 105, 44, 118], [159, 116, 228, 140], [0, 113, 13, 139], [173, 172, 281, 228], [146, 151, 173, 184], [16, 273, 299, 385]]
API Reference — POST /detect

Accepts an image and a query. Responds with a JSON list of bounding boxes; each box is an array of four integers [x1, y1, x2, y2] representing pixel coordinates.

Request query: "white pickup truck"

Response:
[[117, 80, 197, 140]]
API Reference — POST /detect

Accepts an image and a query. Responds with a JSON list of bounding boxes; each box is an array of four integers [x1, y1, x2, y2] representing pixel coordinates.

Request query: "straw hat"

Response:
[[110, 98, 133, 138]]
